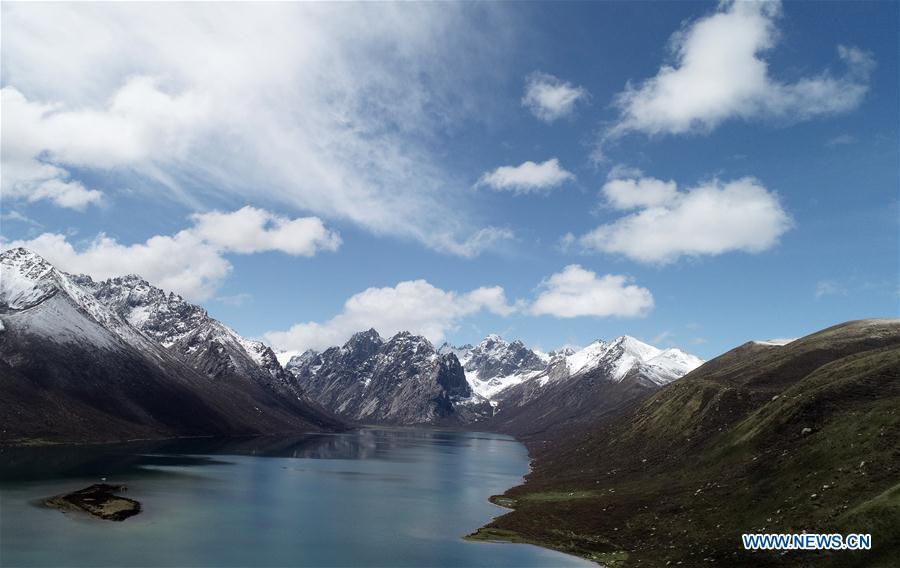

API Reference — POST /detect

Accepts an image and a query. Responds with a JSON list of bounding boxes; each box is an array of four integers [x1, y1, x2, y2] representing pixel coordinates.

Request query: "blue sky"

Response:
[[2, 1, 897, 359]]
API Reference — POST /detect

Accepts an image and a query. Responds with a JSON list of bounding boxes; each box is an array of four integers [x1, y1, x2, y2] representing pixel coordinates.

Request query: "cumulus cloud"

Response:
[[264, 280, 518, 351], [605, 1, 874, 141], [1, 3, 516, 255], [602, 176, 678, 210], [190, 207, 340, 256], [3, 207, 339, 301], [530, 264, 654, 318], [579, 174, 792, 264], [265, 265, 657, 351], [522, 72, 588, 122], [476, 158, 574, 194]]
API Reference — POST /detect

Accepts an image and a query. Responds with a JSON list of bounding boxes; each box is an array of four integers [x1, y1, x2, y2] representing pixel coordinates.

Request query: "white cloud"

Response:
[[579, 175, 792, 264], [815, 280, 847, 299], [190, 207, 340, 256], [264, 280, 517, 351], [265, 265, 657, 351], [606, 1, 874, 140], [1, 78, 205, 210], [437, 226, 516, 259], [2, 207, 339, 301], [826, 134, 856, 147], [522, 72, 588, 122], [1, 3, 516, 255], [0, 210, 39, 225], [602, 175, 678, 210], [530, 264, 654, 318], [476, 158, 574, 194]]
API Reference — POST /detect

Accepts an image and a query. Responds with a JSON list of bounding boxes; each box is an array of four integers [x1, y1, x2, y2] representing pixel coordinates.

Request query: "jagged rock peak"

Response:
[[344, 328, 383, 349]]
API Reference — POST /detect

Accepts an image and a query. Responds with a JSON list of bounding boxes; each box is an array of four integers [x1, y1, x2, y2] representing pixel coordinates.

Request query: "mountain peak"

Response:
[[609, 335, 661, 360], [343, 328, 384, 355], [1, 247, 54, 275], [2, 246, 43, 260], [1, 247, 64, 310]]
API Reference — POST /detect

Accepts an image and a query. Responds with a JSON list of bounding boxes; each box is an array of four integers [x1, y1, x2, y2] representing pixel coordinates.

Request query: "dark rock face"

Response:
[[459, 335, 547, 381], [0, 248, 343, 446], [287, 330, 477, 425], [437, 354, 469, 398]]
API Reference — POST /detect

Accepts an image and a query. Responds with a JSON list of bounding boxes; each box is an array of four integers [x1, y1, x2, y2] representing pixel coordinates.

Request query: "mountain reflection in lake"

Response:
[[0, 428, 588, 567]]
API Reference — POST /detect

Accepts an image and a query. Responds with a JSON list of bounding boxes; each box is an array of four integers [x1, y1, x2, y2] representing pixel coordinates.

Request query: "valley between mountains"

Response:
[[1, 247, 898, 566]]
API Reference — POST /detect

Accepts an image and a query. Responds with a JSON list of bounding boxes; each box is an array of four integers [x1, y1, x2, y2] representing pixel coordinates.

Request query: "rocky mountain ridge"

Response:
[[0, 248, 341, 444], [289, 330, 703, 427], [80, 274, 293, 392], [286, 329, 487, 424]]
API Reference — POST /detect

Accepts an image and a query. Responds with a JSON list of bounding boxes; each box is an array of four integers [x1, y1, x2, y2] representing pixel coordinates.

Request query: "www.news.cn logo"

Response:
[[742, 533, 872, 551]]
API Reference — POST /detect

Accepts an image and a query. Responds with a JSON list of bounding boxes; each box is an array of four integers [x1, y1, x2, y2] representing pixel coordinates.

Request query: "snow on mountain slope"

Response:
[[561, 336, 700, 385], [0, 247, 344, 444], [565, 340, 612, 376], [1, 248, 154, 351], [643, 348, 705, 385], [752, 338, 797, 346], [440, 335, 547, 399], [439, 333, 704, 401], [86, 274, 288, 384]]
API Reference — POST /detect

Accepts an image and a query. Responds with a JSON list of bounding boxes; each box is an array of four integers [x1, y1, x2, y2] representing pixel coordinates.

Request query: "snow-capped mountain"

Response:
[[82, 274, 292, 391], [0, 248, 341, 444], [291, 330, 703, 427], [287, 330, 490, 424], [488, 335, 704, 435], [562, 336, 703, 386], [440, 334, 548, 399]]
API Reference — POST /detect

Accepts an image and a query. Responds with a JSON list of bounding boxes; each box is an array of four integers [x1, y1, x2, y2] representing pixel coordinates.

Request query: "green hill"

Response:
[[469, 319, 900, 567]]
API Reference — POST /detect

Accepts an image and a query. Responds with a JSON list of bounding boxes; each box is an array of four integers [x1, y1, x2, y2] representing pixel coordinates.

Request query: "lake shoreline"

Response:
[[1, 428, 587, 567]]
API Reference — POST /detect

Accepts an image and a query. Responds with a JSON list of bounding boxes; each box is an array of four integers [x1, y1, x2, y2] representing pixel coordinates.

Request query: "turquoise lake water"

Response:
[[0, 428, 588, 567]]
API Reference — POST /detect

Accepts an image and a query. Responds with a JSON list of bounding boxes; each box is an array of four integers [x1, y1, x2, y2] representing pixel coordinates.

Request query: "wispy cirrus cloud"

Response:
[[1, 2, 517, 256], [814, 280, 847, 299]]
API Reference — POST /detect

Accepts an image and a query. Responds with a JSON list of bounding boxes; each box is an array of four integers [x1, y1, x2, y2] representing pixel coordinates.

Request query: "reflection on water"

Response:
[[0, 428, 587, 567]]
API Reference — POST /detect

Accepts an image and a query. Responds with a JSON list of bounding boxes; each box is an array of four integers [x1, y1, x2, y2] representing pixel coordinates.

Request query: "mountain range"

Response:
[[285, 329, 704, 428], [3, 247, 897, 565], [1, 247, 705, 442], [0, 248, 340, 445]]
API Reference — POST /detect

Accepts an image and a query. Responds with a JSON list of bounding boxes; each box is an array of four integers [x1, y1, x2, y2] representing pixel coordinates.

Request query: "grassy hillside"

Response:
[[469, 320, 900, 567]]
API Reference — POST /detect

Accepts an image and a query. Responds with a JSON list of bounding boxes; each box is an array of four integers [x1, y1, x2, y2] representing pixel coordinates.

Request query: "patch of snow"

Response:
[[469, 369, 543, 399], [753, 338, 797, 346], [644, 348, 704, 385], [125, 305, 152, 328], [565, 340, 611, 376], [532, 348, 551, 363], [276, 350, 300, 367]]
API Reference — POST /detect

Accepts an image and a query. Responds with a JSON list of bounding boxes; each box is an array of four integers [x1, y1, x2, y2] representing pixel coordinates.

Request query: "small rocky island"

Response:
[[45, 484, 141, 521]]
